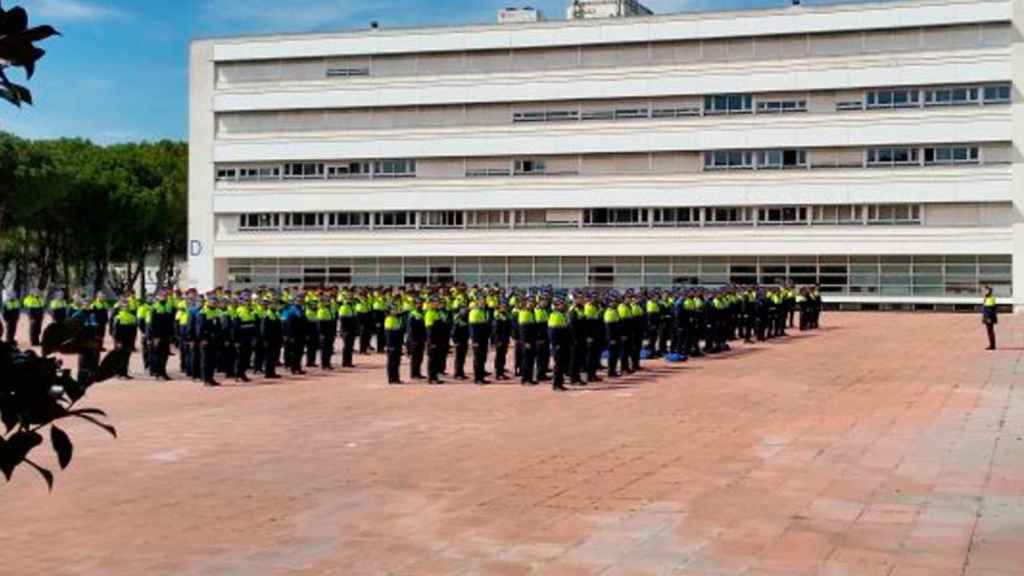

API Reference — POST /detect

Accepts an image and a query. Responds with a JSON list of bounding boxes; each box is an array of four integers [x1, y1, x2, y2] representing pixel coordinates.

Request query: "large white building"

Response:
[[189, 0, 1023, 309]]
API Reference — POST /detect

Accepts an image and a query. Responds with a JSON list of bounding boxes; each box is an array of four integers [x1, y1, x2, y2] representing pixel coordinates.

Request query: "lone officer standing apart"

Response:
[[982, 285, 998, 351]]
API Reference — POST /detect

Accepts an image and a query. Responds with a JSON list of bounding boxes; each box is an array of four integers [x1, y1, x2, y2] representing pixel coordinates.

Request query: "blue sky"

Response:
[[0, 0, 878, 144]]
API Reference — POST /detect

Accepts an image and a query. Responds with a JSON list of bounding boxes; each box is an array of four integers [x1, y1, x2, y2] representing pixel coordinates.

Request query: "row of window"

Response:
[[705, 146, 982, 170], [216, 144, 993, 184], [217, 159, 416, 182], [235, 204, 924, 232], [216, 23, 1013, 86], [225, 255, 1012, 297], [507, 84, 1009, 125]]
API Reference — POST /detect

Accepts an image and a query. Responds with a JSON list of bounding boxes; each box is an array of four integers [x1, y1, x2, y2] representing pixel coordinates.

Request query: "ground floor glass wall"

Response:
[[226, 255, 1011, 297]]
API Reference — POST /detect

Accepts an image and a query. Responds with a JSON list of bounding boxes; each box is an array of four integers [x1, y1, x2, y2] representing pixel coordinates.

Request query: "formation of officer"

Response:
[[362, 283, 823, 391], [0, 283, 824, 390]]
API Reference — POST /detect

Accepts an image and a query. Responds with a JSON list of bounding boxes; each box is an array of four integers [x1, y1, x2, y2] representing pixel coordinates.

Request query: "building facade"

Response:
[[189, 0, 1024, 308]]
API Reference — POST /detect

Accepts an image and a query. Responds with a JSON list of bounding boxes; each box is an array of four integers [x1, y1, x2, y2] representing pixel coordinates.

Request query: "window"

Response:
[[984, 84, 1011, 103], [420, 211, 464, 228], [327, 162, 371, 178], [373, 159, 416, 177], [866, 89, 920, 109], [867, 204, 922, 225], [238, 213, 279, 230], [923, 146, 979, 165], [326, 67, 370, 78], [757, 149, 807, 169], [651, 107, 701, 118], [836, 101, 864, 111], [584, 209, 645, 226], [544, 110, 580, 122], [866, 147, 919, 167], [512, 111, 546, 122], [284, 162, 324, 179], [513, 110, 580, 122], [328, 212, 368, 229], [514, 159, 547, 175], [706, 207, 752, 225], [614, 108, 649, 120], [374, 212, 414, 228], [651, 208, 698, 226], [758, 207, 807, 225], [580, 109, 615, 121], [924, 87, 979, 106], [704, 94, 753, 115], [216, 168, 237, 181], [756, 100, 807, 114], [704, 150, 754, 170], [282, 212, 324, 229]]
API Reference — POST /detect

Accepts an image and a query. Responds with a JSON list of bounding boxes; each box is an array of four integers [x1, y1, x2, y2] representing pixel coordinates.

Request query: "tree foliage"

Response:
[[0, 0, 59, 107], [1, 320, 122, 490], [0, 134, 188, 295]]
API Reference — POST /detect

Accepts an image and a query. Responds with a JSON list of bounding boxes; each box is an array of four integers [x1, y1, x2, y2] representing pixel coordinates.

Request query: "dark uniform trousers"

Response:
[[386, 329, 403, 384], [3, 310, 18, 343], [605, 324, 621, 378], [340, 316, 358, 367], [320, 321, 336, 369], [452, 327, 469, 379], [550, 327, 570, 389], [468, 323, 489, 381], [28, 308, 44, 346]]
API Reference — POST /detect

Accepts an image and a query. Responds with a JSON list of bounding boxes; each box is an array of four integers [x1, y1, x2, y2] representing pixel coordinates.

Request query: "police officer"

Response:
[[405, 298, 426, 380], [492, 301, 512, 381], [518, 299, 537, 386], [262, 297, 284, 379], [147, 290, 175, 381], [49, 290, 68, 326], [338, 294, 358, 368], [283, 295, 307, 376], [23, 290, 45, 346], [468, 298, 490, 385], [604, 298, 621, 378], [568, 294, 588, 385], [425, 298, 447, 384], [194, 296, 223, 387], [534, 298, 551, 382], [111, 300, 138, 380], [548, 299, 571, 392], [175, 296, 193, 378], [317, 299, 337, 370], [451, 304, 470, 381], [233, 296, 258, 382], [983, 285, 998, 351], [304, 295, 320, 369], [385, 305, 404, 385]]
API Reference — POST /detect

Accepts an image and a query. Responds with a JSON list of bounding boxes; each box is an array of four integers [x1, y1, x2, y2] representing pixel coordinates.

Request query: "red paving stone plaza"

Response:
[[3, 312, 1024, 575]]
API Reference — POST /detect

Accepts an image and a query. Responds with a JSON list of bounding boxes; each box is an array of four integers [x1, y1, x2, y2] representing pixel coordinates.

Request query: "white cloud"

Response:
[[18, 0, 125, 22]]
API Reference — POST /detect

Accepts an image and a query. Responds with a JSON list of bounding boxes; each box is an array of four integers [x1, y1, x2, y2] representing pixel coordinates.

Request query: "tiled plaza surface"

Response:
[[3, 312, 1023, 575]]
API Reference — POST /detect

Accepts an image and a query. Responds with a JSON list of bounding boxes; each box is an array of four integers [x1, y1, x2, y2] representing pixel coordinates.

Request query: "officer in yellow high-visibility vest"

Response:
[[384, 305, 404, 385], [548, 299, 571, 391], [982, 285, 998, 351], [468, 299, 491, 385], [112, 300, 138, 380], [23, 290, 45, 346]]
